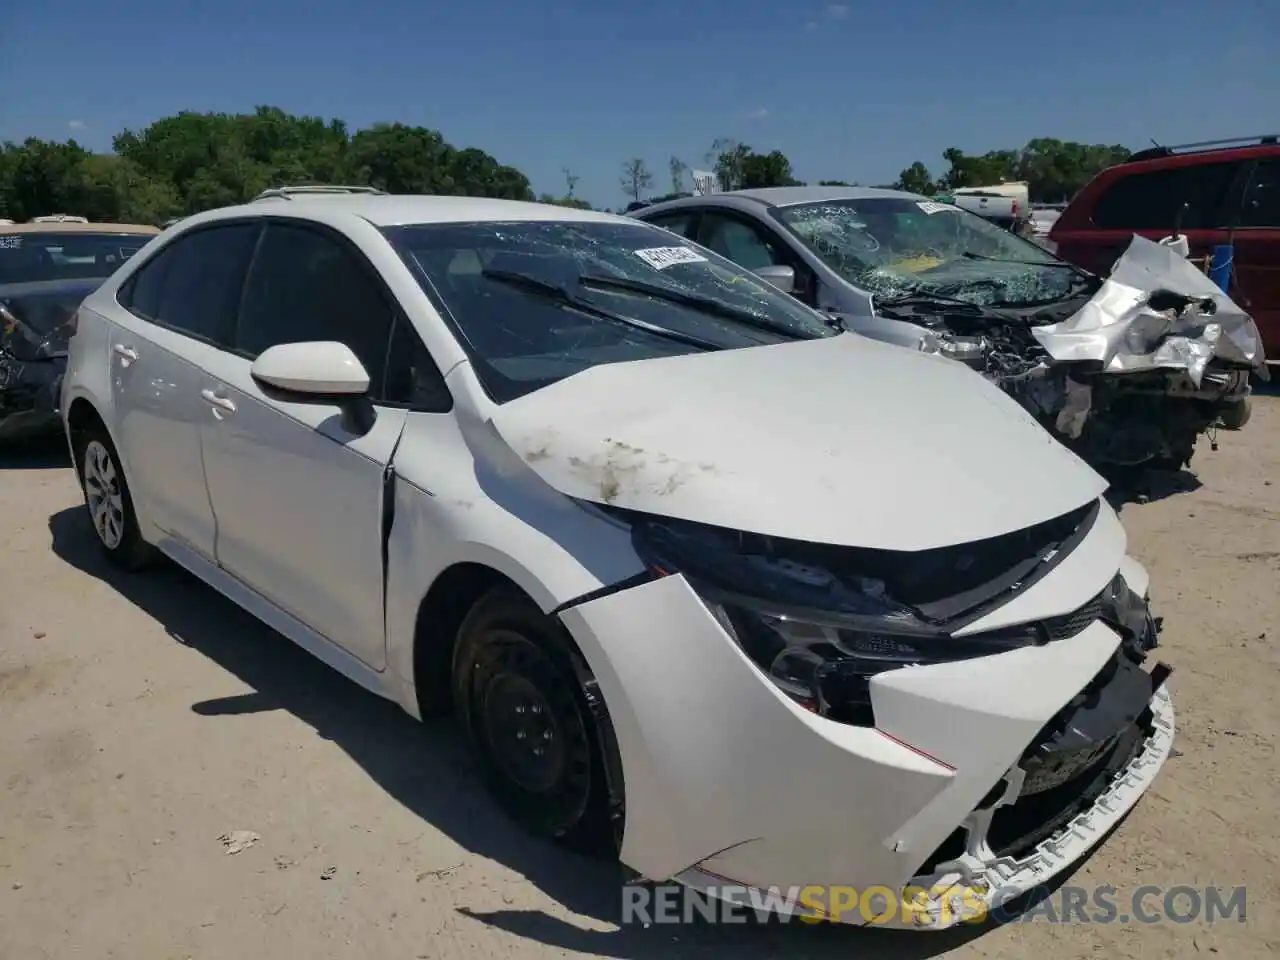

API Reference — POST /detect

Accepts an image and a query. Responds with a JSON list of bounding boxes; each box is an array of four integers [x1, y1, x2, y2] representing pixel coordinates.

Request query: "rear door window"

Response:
[[122, 223, 260, 344], [1090, 162, 1243, 230]]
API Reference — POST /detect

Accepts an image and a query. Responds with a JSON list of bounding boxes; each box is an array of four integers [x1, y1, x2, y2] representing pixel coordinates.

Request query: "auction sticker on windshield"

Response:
[[916, 201, 954, 215], [634, 246, 708, 270]]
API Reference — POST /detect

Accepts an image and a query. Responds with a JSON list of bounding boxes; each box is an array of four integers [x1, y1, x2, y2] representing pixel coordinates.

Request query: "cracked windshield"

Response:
[[383, 220, 836, 401], [776, 197, 1076, 306]]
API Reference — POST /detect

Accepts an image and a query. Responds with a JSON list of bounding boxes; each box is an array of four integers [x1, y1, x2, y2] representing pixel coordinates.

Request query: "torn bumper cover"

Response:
[[558, 513, 1174, 930], [920, 236, 1265, 469]]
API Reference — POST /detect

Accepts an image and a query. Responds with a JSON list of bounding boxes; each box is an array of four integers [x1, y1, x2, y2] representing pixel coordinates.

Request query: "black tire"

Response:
[[452, 586, 622, 856], [71, 421, 156, 571], [1218, 397, 1252, 431]]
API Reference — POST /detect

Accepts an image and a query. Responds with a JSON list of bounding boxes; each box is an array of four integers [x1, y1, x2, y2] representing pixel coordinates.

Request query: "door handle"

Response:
[[113, 344, 139, 366], [200, 388, 237, 416]]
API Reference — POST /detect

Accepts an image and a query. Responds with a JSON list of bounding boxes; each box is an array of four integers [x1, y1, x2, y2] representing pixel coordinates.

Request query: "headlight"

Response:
[[629, 516, 1047, 725], [1102, 573, 1160, 652]]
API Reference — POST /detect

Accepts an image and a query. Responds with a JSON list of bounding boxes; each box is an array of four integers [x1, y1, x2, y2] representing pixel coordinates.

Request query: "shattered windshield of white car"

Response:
[[382, 220, 837, 402], [774, 198, 1082, 307]]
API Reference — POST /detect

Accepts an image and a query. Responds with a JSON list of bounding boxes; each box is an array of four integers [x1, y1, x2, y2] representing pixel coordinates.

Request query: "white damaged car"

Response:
[[60, 188, 1174, 928]]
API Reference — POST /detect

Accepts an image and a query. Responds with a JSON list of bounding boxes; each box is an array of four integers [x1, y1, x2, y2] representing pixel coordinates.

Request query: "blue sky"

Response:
[[3, 0, 1277, 209]]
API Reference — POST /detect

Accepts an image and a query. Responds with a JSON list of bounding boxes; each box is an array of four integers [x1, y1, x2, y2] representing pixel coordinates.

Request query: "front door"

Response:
[[198, 220, 409, 671]]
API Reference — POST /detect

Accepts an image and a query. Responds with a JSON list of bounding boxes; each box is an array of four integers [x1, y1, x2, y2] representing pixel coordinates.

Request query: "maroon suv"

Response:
[[1048, 135, 1279, 359]]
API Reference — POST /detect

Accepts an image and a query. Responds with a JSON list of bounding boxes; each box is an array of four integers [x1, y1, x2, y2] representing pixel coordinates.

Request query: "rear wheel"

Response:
[[452, 587, 621, 856], [72, 423, 156, 570]]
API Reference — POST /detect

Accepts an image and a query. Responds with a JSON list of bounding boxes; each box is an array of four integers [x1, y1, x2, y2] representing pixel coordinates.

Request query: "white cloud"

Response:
[[68, 120, 86, 130], [826, 3, 849, 18], [804, 19, 818, 29], [743, 107, 770, 121]]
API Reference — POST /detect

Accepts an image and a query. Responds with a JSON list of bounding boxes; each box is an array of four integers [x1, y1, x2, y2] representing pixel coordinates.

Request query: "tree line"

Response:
[[623, 137, 1133, 206], [0, 106, 548, 224], [0, 105, 1133, 224]]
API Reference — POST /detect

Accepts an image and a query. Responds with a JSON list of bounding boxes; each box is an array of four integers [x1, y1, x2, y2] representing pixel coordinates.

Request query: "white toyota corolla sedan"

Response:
[[59, 186, 1174, 928]]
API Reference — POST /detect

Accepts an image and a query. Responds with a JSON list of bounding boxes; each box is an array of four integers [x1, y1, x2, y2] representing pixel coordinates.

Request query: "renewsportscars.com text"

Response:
[[621, 883, 1247, 926]]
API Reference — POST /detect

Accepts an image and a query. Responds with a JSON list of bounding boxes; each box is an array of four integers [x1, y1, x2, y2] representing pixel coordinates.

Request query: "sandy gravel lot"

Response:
[[1, 393, 1277, 960]]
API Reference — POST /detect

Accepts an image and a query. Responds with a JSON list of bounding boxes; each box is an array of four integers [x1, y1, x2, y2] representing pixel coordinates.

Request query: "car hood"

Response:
[[487, 333, 1107, 551], [0, 278, 101, 360]]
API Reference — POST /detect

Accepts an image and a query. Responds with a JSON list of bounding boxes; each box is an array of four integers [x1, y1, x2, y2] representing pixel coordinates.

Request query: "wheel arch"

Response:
[[408, 558, 628, 850]]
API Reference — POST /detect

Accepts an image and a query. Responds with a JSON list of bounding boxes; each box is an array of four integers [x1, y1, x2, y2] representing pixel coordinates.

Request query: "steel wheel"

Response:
[[452, 588, 623, 855]]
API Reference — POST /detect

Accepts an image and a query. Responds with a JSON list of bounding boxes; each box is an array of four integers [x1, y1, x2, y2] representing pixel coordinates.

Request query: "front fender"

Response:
[[383, 410, 644, 709]]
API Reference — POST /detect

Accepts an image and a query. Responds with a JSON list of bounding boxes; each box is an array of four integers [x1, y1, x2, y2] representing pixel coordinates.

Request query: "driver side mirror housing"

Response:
[[251, 341, 370, 397], [753, 264, 796, 294], [250, 341, 376, 433]]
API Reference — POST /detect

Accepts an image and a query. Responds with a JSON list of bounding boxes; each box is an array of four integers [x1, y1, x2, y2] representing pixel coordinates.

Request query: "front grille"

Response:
[[974, 589, 1104, 647]]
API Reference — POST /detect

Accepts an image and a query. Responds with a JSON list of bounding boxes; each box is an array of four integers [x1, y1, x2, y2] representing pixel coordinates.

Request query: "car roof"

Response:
[[633, 185, 922, 219], [730, 185, 921, 206], [191, 194, 630, 229], [0, 222, 160, 235]]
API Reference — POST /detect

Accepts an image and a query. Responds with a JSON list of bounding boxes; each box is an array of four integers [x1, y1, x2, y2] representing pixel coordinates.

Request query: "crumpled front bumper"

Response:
[[558, 532, 1172, 930]]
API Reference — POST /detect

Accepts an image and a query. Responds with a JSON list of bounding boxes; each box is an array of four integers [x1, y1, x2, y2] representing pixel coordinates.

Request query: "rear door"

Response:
[[110, 222, 260, 560], [1230, 157, 1280, 357], [1056, 160, 1245, 275]]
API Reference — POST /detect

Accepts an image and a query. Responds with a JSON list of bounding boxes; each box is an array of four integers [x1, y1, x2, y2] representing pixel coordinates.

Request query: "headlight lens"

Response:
[[630, 515, 1045, 725]]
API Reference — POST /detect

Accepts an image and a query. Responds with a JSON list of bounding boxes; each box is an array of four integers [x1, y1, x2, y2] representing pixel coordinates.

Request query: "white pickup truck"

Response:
[[938, 182, 1032, 235]]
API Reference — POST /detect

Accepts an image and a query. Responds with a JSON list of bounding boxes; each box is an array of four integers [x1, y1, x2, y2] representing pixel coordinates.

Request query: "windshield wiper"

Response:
[[480, 268, 726, 352], [961, 251, 1079, 269], [876, 290, 991, 313], [578, 272, 821, 341]]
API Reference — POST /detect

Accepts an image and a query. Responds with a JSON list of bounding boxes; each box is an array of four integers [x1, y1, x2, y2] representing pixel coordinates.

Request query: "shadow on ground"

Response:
[[0, 435, 71, 471], [47, 506, 989, 960], [1104, 466, 1203, 511]]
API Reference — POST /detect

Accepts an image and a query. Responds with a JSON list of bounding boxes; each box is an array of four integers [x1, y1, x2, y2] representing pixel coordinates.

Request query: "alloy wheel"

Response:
[[83, 439, 125, 550]]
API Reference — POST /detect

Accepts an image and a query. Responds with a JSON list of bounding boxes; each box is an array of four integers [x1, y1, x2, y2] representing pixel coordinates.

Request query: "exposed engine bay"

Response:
[[874, 236, 1266, 473]]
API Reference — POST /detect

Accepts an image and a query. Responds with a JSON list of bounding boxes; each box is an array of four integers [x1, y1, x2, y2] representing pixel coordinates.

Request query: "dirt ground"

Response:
[[1, 393, 1277, 960]]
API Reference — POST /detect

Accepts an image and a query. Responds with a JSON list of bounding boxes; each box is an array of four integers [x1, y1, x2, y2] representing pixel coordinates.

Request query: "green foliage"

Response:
[[0, 105, 534, 225], [893, 139, 1134, 200], [707, 140, 803, 191]]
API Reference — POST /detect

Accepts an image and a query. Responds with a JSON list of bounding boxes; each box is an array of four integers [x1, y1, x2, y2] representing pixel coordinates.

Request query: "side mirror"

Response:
[[251, 341, 370, 398], [754, 264, 796, 294]]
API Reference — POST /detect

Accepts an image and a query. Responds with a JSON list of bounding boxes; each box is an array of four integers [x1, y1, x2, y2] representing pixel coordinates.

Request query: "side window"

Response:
[[122, 223, 259, 342], [699, 213, 787, 271], [384, 316, 452, 411], [236, 223, 395, 397], [121, 246, 174, 319], [1091, 163, 1241, 230], [646, 213, 696, 239], [1239, 159, 1280, 228]]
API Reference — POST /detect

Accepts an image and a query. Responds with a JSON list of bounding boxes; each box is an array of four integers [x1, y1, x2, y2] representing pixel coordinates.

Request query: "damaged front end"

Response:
[[0, 281, 91, 442], [886, 236, 1266, 472]]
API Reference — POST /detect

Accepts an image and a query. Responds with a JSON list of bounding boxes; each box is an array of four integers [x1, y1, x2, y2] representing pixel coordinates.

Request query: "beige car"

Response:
[[1, 218, 160, 441]]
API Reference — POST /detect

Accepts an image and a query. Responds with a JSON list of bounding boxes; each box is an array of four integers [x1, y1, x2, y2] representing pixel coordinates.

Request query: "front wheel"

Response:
[[452, 587, 622, 856], [72, 424, 156, 570]]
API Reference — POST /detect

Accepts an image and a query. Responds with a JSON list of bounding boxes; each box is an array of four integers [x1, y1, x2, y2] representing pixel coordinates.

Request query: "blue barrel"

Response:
[[1208, 244, 1233, 292]]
